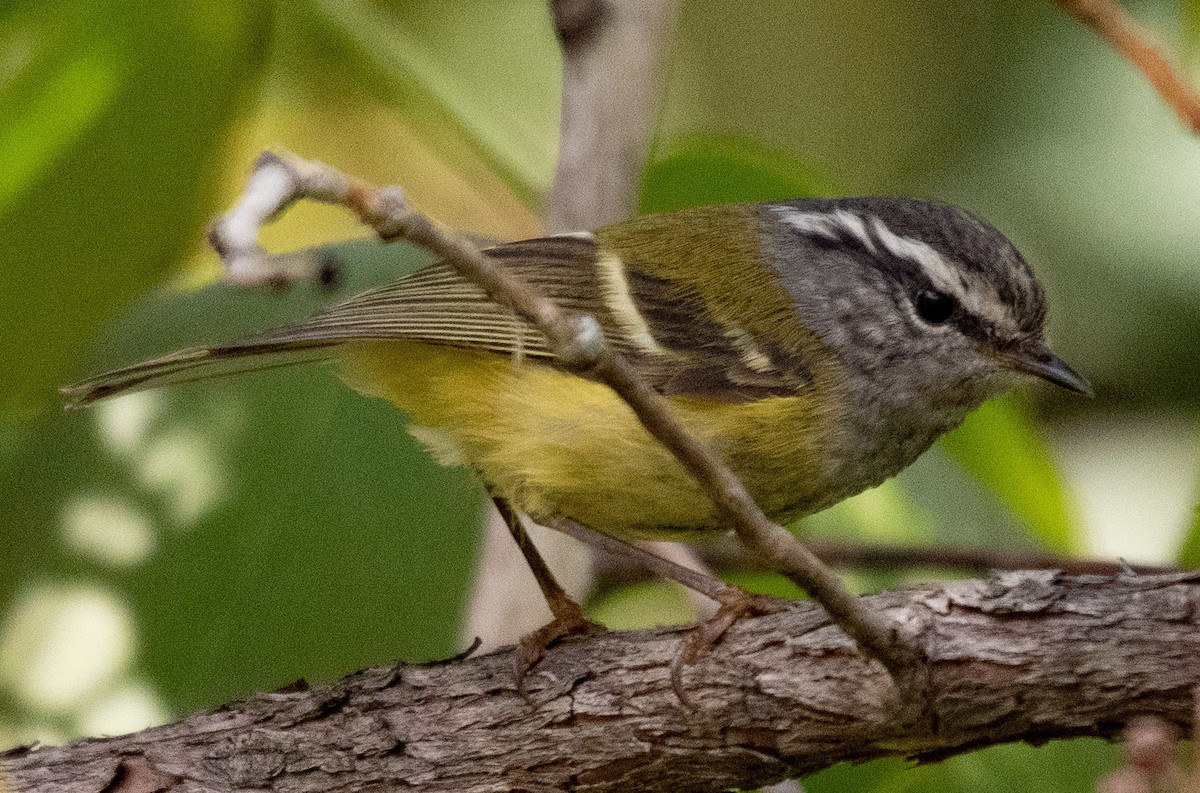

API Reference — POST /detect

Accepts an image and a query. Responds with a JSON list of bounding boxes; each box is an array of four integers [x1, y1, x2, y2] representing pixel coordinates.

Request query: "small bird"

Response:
[[64, 197, 1089, 638]]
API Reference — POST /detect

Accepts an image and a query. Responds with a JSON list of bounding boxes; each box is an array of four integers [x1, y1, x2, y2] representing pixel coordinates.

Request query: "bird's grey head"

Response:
[[760, 197, 1087, 471]]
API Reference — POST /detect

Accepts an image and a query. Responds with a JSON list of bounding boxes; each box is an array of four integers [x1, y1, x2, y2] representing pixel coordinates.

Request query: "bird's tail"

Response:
[[62, 235, 590, 409], [61, 341, 340, 409]]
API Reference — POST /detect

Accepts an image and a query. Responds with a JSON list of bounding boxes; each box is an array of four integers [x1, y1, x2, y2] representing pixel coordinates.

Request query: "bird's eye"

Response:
[[915, 289, 955, 325]]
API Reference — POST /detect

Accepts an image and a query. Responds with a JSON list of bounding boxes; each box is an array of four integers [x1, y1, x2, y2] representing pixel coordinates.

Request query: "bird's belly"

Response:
[[343, 340, 838, 539]]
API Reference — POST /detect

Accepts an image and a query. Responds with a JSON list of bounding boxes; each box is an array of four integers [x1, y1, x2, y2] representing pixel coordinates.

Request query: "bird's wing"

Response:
[[64, 234, 808, 407]]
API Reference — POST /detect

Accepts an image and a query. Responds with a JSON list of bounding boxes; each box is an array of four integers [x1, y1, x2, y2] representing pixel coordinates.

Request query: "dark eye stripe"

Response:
[[809, 222, 999, 343]]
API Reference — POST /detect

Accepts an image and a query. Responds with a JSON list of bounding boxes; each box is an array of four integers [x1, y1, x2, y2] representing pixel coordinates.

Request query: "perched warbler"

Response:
[[65, 198, 1089, 545]]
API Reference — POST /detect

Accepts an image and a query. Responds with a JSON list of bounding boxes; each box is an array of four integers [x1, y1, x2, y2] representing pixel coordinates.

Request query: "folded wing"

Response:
[[64, 234, 808, 407]]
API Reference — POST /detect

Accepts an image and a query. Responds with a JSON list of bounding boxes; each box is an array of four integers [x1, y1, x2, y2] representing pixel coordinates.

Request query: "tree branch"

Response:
[[545, 0, 678, 231], [1054, 0, 1200, 132], [8, 571, 1200, 792]]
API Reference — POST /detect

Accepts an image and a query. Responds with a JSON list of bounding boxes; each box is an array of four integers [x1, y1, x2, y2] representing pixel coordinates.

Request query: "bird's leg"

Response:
[[538, 515, 791, 704], [539, 514, 731, 600], [489, 495, 604, 691]]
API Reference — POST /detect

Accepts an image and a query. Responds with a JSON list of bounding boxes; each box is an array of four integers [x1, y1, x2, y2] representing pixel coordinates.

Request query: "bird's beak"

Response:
[[993, 343, 1093, 396]]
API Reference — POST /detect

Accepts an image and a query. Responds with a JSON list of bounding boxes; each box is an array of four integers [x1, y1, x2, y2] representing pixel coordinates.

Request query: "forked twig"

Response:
[[208, 150, 923, 684]]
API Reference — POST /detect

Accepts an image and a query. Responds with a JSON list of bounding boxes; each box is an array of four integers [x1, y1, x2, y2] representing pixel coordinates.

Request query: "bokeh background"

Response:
[[3, 0, 1199, 789]]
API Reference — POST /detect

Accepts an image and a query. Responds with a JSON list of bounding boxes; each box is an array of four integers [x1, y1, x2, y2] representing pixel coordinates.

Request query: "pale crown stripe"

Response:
[[776, 206, 1012, 330], [866, 217, 961, 296], [775, 208, 877, 253], [865, 217, 1010, 327]]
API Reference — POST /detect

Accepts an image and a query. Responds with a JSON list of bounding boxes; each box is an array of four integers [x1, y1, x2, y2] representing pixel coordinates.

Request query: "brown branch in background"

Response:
[[806, 542, 1171, 571], [8, 572, 1200, 793], [1054, 0, 1200, 133], [207, 150, 920, 686], [797, 541, 1176, 576], [592, 538, 1178, 593]]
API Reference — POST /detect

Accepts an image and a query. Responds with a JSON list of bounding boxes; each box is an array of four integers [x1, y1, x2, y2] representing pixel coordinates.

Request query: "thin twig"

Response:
[[543, 515, 728, 601], [639, 539, 722, 618], [208, 150, 919, 684], [582, 351, 923, 677], [1054, 0, 1200, 133]]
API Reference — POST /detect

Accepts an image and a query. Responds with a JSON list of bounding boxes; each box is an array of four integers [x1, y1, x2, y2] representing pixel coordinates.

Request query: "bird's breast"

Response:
[[342, 339, 849, 538]]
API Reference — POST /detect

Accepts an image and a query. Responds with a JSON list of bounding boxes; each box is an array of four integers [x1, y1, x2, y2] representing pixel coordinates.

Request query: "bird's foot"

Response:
[[671, 586, 790, 705], [515, 596, 606, 700]]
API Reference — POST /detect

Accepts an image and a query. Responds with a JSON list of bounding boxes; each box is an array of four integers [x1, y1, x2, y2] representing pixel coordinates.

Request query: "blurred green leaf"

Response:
[[1176, 504, 1200, 567], [802, 479, 935, 546], [282, 0, 559, 205], [641, 134, 832, 214], [804, 739, 1116, 793], [0, 0, 270, 413], [939, 396, 1081, 555], [800, 757, 910, 793], [0, 35, 119, 214], [2, 239, 482, 718], [586, 582, 695, 630], [723, 571, 804, 599], [1181, 0, 1200, 63]]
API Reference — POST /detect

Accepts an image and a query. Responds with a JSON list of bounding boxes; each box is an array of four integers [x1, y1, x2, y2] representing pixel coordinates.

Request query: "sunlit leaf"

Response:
[[586, 582, 695, 630], [283, 0, 560, 206], [804, 738, 1116, 793], [803, 479, 935, 545]]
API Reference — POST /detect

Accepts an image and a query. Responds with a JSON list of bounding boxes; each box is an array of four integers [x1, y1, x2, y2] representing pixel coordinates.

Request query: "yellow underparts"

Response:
[[344, 340, 839, 540]]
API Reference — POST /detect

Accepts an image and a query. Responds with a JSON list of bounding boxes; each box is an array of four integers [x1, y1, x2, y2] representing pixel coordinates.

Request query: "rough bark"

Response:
[[6, 570, 1199, 793]]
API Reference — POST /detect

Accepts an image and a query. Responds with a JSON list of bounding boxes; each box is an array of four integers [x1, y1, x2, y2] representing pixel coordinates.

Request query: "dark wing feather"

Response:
[[62, 345, 338, 406], [240, 238, 582, 357], [64, 234, 809, 407]]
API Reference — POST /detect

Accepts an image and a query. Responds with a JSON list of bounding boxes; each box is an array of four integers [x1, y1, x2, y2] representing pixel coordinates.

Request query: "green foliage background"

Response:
[[4, 0, 1200, 788]]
